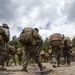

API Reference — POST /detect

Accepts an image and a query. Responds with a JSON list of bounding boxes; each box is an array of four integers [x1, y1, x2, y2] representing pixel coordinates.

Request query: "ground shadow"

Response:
[[34, 69, 53, 75]]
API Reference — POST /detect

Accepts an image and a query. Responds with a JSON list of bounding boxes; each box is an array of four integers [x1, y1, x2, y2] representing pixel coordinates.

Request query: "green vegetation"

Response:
[[72, 37, 75, 47], [72, 47, 75, 51], [10, 35, 75, 52]]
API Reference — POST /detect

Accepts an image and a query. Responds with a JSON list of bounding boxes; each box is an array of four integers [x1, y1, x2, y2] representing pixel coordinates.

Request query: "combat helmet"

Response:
[[2, 23, 9, 29], [34, 28, 39, 32]]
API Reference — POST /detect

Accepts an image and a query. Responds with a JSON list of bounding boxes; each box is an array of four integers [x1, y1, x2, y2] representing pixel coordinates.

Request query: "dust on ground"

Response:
[[0, 62, 75, 75]]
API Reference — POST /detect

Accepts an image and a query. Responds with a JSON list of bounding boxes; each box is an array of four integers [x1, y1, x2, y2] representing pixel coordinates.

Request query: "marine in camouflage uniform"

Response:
[[0, 44, 7, 67], [6, 50, 12, 66], [5, 42, 12, 66], [16, 48, 23, 65], [9, 46, 16, 66], [51, 46, 61, 67], [0, 24, 10, 70], [21, 28, 46, 72], [63, 40, 72, 66]]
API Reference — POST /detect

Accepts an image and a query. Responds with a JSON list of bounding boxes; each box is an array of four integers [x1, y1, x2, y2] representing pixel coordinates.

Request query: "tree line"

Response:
[[10, 36, 75, 52]]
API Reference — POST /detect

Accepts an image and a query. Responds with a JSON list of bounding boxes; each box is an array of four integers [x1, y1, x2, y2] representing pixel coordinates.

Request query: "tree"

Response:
[[40, 37, 49, 52], [10, 36, 22, 48], [44, 37, 49, 52], [72, 37, 75, 47]]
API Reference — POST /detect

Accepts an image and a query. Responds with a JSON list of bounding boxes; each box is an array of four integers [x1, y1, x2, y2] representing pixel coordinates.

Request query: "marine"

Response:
[[63, 40, 72, 66], [16, 48, 23, 65], [19, 27, 46, 72], [0, 23, 10, 70]]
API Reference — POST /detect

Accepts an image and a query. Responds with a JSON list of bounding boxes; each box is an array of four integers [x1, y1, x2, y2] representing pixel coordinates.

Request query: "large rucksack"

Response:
[[0, 26, 10, 42], [49, 33, 64, 48], [64, 37, 72, 46], [0, 26, 4, 42], [19, 27, 38, 45], [2, 27, 10, 42], [0, 35, 2, 42], [19, 27, 43, 46], [16, 48, 23, 56]]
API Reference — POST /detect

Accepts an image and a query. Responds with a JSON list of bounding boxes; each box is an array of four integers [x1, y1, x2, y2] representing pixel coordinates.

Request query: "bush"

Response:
[[72, 47, 75, 51]]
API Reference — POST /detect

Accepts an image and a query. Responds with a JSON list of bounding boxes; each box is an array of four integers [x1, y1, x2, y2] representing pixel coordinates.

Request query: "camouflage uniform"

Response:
[[5, 43, 12, 66], [0, 44, 7, 66], [23, 46, 45, 71], [9, 46, 16, 65], [5, 43, 16, 66], [63, 42, 72, 65], [22, 28, 46, 71], [18, 55, 23, 65], [6, 53, 11, 66], [48, 49, 53, 64], [16, 49, 23, 65], [51, 47, 61, 67], [0, 24, 10, 70]]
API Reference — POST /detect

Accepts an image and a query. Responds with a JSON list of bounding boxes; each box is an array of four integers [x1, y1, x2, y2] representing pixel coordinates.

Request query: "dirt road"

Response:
[[0, 62, 75, 75]]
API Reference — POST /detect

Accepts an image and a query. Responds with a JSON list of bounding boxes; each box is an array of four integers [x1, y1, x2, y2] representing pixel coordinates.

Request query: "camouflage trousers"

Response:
[[6, 54, 12, 66], [10, 54, 16, 65], [23, 46, 43, 70], [51, 47, 61, 65], [18, 55, 22, 65], [0, 44, 7, 66], [63, 51, 71, 65]]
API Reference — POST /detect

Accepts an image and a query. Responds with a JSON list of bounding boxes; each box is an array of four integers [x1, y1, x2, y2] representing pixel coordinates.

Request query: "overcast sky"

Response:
[[0, 0, 75, 40]]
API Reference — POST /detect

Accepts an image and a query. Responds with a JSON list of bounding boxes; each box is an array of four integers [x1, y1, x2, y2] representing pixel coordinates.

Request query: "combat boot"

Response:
[[40, 66, 46, 71], [21, 67, 28, 72], [68, 63, 71, 66], [52, 64, 57, 68], [0, 66, 7, 71]]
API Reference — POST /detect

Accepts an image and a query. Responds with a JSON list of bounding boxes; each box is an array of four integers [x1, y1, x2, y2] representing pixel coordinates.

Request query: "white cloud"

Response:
[[0, 0, 75, 40]]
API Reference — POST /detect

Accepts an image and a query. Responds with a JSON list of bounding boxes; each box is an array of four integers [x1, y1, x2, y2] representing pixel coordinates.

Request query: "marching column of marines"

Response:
[[0, 24, 73, 72]]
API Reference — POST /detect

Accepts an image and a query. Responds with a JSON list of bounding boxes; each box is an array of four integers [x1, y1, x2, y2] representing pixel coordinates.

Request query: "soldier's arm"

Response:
[[37, 34, 43, 46]]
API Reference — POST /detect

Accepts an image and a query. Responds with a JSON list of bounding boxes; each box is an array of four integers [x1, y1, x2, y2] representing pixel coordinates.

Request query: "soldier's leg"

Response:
[[0, 44, 7, 70], [33, 55, 46, 71], [67, 58, 71, 66], [63, 52, 67, 65], [10, 55, 13, 65], [0, 55, 5, 66], [49, 53, 53, 64], [10, 59, 13, 65], [22, 53, 30, 71], [18, 56, 22, 65], [57, 53, 61, 66], [6, 54, 11, 66], [6, 59, 9, 66], [6, 55, 9, 66], [47, 56, 49, 62], [52, 55, 57, 68], [67, 52, 71, 65], [18, 56, 20, 65], [0, 55, 7, 70], [13, 55, 16, 65], [63, 56, 67, 65]]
